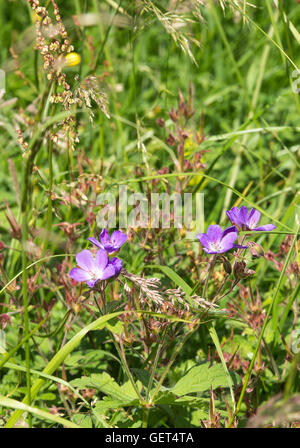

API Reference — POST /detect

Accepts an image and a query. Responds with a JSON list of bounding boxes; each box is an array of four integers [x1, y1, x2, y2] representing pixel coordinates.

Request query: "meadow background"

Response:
[[0, 0, 299, 428]]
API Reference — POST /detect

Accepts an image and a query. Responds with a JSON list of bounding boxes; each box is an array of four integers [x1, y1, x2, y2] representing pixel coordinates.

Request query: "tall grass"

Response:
[[0, 0, 299, 429]]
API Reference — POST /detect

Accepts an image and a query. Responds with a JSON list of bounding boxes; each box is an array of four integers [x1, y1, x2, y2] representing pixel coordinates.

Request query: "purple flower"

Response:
[[110, 257, 123, 276], [69, 249, 117, 288], [88, 229, 127, 254], [226, 206, 276, 232], [197, 225, 240, 254]]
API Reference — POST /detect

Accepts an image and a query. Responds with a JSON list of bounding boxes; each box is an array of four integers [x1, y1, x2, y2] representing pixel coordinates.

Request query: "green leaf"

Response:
[[105, 319, 124, 335], [5, 311, 124, 428], [171, 362, 241, 397], [131, 368, 151, 387], [146, 265, 192, 296], [71, 373, 139, 402], [94, 397, 139, 413], [38, 393, 56, 401], [209, 325, 236, 408], [0, 330, 6, 352], [72, 414, 93, 428], [2, 361, 90, 407], [65, 348, 120, 367]]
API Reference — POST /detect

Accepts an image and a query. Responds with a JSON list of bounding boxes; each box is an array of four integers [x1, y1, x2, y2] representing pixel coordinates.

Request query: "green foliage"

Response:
[[170, 362, 240, 396], [0, 0, 299, 429]]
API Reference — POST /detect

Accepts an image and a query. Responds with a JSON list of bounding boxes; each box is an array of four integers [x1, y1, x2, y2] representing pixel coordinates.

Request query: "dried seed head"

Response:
[[233, 261, 255, 280]]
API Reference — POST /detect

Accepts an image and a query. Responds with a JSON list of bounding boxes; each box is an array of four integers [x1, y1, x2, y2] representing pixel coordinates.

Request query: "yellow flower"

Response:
[[64, 52, 81, 67]]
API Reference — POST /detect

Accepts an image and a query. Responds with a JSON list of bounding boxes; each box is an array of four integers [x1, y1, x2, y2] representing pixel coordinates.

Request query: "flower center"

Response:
[[209, 241, 222, 252]]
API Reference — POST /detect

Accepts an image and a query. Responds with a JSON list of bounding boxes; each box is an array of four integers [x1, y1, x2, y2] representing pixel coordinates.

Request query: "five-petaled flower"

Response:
[[197, 225, 241, 254], [88, 229, 127, 254], [69, 249, 118, 288], [226, 206, 276, 232]]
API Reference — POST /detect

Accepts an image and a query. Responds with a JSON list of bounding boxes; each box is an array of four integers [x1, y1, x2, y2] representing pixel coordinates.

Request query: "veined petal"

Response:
[[99, 229, 110, 246], [69, 267, 92, 283], [87, 237, 103, 249], [86, 279, 99, 288], [111, 230, 127, 249], [110, 257, 122, 275], [239, 206, 249, 225], [206, 225, 223, 242], [253, 224, 276, 231], [197, 233, 211, 249], [248, 209, 261, 229], [202, 247, 217, 254], [220, 230, 238, 252], [101, 264, 117, 280], [226, 207, 242, 227], [95, 248, 109, 272], [222, 226, 238, 238], [76, 250, 95, 271]]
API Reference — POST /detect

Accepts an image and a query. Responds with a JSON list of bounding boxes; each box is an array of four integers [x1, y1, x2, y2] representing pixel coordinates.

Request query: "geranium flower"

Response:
[[110, 257, 123, 276], [88, 229, 127, 254], [226, 206, 276, 231], [69, 249, 117, 288], [197, 225, 241, 254]]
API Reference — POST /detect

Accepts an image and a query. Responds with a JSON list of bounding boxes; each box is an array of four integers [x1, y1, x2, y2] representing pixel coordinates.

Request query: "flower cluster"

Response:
[[197, 206, 276, 254], [69, 229, 127, 288]]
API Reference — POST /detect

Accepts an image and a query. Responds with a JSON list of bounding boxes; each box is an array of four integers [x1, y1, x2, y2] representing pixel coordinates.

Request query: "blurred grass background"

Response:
[[0, 0, 300, 428], [1, 0, 300, 229]]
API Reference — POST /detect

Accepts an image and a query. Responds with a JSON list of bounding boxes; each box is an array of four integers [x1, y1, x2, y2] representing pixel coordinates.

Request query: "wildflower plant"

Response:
[[0, 0, 299, 431], [69, 248, 117, 288]]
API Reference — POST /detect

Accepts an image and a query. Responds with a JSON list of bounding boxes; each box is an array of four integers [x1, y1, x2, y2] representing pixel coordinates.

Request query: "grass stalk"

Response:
[[227, 223, 300, 427]]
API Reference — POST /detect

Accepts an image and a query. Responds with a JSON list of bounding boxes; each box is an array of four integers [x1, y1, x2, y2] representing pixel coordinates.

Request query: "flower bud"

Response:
[[221, 256, 232, 275], [248, 241, 265, 259], [0, 314, 11, 330]]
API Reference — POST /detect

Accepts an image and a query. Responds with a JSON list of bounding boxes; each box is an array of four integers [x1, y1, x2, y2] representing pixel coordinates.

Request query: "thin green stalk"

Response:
[[284, 352, 300, 399], [0, 253, 75, 298], [94, 292, 143, 403], [43, 81, 57, 256], [0, 316, 48, 371], [114, 339, 144, 403], [142, 406, 149, 429], [203, 254, 217, 299], [146, 326, 168, 403], [208, 0, 251, 111], [150, 329, 193, 404], [18, 79, 55, 427], [21, 211, 31, 427], [227, 224, 300, 427]]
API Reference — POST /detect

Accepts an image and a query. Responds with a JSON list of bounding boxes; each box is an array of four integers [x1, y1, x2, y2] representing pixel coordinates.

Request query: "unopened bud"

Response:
[[221, 256, 232, 275], [248, 241, 265, 259]]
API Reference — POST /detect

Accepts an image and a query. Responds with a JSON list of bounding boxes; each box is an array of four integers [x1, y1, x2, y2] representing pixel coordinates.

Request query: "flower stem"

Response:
[[150, 329, 193, 404], [21, 206, 32, 427], [43, 81, 57, 256], [203, 254, 217, 299], [146, 326, 168, 403], [94, 292, 143, 403]]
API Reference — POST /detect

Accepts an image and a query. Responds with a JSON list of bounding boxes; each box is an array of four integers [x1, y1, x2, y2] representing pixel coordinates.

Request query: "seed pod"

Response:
[[234, 261, 255, 280], [221, 256, 232, 275]]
